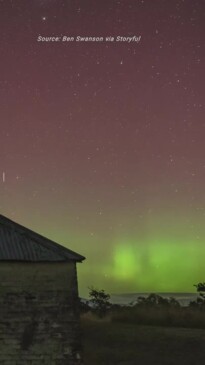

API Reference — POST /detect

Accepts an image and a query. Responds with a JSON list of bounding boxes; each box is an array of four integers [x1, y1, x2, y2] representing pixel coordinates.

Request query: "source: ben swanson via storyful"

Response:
[[37, 35, 142, 43]]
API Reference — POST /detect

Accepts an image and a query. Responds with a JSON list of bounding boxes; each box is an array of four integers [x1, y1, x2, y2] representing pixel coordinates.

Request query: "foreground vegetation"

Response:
[[110, 299, 205, 329], [81, 291, 205, 329], [81, 285, 205, 364]]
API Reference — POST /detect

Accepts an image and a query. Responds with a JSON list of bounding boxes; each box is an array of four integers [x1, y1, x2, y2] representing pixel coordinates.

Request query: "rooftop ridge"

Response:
[[0, 214, 85, 262]]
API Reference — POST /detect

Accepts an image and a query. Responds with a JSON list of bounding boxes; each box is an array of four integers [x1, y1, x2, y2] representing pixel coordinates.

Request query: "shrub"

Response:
[[88, 287, 111, 318]]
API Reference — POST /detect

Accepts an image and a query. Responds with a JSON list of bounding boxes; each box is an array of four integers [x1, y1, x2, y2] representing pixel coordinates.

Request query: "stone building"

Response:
[[0, 214, 85, 365]]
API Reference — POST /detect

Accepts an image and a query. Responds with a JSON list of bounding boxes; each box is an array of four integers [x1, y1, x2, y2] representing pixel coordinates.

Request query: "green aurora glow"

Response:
[[77, 238, 204, 297]]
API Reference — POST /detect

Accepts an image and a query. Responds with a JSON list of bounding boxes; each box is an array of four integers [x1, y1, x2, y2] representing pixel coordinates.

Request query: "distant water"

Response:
[[110, 293, 199, 307]]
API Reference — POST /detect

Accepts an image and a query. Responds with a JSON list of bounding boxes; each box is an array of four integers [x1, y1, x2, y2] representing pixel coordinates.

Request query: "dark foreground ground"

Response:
[[81, 317, 205, 365]]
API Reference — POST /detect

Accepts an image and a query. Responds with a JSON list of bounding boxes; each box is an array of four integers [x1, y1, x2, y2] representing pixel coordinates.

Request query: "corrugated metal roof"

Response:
[[0, 215, 85, 262]]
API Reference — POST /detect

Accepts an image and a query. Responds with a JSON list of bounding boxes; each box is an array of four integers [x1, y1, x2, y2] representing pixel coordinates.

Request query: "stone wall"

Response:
[[0, 261, 83, 364]]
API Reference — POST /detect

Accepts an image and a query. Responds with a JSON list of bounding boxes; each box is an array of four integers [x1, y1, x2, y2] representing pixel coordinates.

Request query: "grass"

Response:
[[81, 312, 205, 365], [111, 305, 205, 328]]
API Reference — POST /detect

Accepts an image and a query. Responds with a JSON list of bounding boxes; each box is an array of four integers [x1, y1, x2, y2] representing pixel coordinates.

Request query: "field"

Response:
[[81, 316, 205, 365]]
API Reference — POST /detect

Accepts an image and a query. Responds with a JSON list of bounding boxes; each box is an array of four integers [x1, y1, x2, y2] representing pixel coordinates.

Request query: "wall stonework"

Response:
[[0, 262, 83, 364]]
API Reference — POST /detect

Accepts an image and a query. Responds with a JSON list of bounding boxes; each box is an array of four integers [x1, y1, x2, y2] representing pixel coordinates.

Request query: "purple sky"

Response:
[[0, 1, 204, 296]]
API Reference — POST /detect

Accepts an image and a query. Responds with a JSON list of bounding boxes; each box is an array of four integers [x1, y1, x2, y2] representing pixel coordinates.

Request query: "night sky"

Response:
[[1, 0, 205, 297]]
